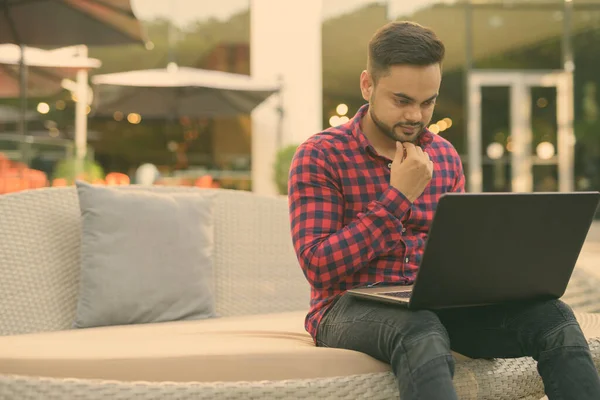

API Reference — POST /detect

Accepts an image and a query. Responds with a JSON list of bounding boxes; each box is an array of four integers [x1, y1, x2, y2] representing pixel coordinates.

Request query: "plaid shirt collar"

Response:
[[348, 104, 435, 157]]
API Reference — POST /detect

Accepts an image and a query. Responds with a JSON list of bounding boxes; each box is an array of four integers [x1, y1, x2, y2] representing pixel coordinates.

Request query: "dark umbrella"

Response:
[[0, 0, 144, 46], [91, 66, 280, 119], [91, 65, 285, 151], [0, 0, 145, 135]]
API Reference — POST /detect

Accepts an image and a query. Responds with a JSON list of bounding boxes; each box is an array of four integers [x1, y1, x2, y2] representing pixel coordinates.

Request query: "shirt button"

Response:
[[402, 227, 406, 233], [388, 163, 392, 168], [405, 257, 409, 263]]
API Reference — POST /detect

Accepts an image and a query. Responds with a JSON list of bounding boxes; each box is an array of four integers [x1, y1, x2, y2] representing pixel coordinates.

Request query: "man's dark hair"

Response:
[[368, 21, 445, 83]]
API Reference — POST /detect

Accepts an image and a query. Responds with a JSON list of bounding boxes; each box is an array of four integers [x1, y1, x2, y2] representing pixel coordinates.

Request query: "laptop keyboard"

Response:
[[382, 291, 412, 299]]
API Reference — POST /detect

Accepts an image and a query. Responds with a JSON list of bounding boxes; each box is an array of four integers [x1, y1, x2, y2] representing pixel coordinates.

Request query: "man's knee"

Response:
[[393, 311, 453, 372], [402, 331, 454, 373], [544, 299, 578, 323], [400, 310, 449, 340], [516, 299, 589, 356], [539, 300, 588, 350]]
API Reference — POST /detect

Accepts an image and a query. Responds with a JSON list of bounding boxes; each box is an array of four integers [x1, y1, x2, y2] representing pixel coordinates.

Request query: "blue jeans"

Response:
[[316, 294, 600, 400]]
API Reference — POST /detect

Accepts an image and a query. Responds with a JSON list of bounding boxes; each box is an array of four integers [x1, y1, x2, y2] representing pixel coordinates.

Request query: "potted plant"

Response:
[[52, 158, 105, 185]]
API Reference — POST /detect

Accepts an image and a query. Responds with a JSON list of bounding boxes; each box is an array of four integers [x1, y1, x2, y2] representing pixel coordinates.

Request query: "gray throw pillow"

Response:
[[74, 181, 216, 329]]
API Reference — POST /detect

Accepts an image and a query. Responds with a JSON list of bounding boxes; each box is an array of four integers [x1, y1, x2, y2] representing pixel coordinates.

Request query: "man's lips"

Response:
[[398, 126, 420, 135]]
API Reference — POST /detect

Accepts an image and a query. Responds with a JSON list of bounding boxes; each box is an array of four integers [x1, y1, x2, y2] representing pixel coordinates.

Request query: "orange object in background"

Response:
[[0, 152, 138, 195], [105, 172, 130, 186], [0, 152, 49, 195], [26, 169, 48, 189], [194, 175, 213, 188], [51, 178, 68, 187]]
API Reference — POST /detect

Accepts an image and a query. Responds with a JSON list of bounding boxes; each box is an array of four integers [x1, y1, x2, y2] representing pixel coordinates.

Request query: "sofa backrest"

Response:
[[0, 186, 309, 336]]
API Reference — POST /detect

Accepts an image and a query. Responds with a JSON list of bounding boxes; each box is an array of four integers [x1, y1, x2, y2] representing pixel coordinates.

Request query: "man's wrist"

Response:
[[378, 186, 412, 220]]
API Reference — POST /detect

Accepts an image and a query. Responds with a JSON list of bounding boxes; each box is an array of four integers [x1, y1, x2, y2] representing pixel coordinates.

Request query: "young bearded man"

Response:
[[287, 21, 600, 400]]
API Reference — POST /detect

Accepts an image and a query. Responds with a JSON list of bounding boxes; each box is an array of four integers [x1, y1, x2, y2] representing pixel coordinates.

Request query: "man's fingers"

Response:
[[395, 141, 407, 162], [403, 142, 417, 158], [395, 141, 404, 153]]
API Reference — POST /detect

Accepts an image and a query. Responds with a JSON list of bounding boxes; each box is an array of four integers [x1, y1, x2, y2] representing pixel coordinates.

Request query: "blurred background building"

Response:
[[1, 0, 600, 199]]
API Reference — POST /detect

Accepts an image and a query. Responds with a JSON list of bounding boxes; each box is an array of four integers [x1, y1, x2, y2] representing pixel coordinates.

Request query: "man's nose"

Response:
[[404, 105, 422, 123]]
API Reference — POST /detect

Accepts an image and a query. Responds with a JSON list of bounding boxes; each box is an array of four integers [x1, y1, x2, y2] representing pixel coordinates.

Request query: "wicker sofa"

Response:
[[0, 186, 600, 400]]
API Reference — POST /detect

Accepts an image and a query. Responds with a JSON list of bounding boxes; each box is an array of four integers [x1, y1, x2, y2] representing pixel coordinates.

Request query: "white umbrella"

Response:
[[91, 66, 280, 118], [0, 44, 101, 69], [0, 44, 101, 98], [0, 44, 101, 149]]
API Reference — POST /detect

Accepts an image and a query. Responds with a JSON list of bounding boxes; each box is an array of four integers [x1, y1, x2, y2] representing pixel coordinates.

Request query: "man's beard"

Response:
[[369, 107, 424, 143]]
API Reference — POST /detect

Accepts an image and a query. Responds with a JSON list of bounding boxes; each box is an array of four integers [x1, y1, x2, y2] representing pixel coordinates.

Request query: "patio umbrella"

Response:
[[0, 44, 101, 98], [0, 0, 143, 46], [0, 0, 145, 172], [91, 66, 281, 119]]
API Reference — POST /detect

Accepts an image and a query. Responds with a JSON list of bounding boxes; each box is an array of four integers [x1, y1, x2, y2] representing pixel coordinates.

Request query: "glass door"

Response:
[[467, 70, 574, 193]]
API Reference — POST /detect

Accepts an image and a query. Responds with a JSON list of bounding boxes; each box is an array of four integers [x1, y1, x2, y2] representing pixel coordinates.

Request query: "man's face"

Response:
[[360, 64, 442, 143]]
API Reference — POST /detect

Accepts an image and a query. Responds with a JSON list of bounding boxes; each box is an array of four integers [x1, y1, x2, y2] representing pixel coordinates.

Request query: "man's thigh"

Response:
[[316, 294, 450, 365], [435, 299, 582, 359]]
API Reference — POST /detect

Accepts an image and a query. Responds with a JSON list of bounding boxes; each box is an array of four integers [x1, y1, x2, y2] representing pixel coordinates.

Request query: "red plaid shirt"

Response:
[[288, 104, 465, 341]]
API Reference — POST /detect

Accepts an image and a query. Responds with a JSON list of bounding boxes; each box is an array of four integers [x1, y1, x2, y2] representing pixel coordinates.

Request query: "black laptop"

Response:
[[347, 191, 600, 309]]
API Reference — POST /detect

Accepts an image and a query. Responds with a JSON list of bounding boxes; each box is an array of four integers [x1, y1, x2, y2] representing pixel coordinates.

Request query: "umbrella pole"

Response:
[[18, 45, 27, 136], [276, 75, 284, 151], [74, 46, 89, 180], [18, 45, 32, 168]]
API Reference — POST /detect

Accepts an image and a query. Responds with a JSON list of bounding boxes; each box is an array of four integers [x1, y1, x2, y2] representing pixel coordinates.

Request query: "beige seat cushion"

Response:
[[0, 311, 390, 382], [1, 311, 598, 383]]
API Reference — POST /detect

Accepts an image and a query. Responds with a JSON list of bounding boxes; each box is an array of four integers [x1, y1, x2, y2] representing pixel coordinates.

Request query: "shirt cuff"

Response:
[[378, 187, 412, 220]]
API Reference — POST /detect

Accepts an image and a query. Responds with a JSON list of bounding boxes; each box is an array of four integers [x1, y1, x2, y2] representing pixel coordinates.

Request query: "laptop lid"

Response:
[[408, 192, 600, 310]]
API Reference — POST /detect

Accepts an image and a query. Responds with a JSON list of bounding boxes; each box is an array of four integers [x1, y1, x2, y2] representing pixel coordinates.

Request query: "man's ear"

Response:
[[359, 70, 373, 102]]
